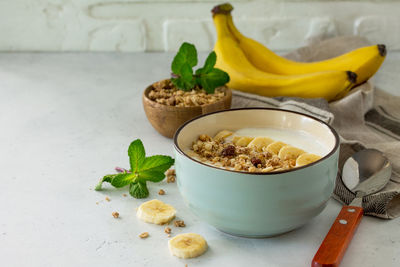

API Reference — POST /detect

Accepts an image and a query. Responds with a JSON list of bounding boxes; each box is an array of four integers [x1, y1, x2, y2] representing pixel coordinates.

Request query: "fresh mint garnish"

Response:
[[95, 139, 174, 199], [171, 42, 230, 94]]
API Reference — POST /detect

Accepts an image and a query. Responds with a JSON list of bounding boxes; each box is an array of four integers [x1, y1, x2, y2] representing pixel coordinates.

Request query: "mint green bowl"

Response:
[[173, 108, 339, 237]]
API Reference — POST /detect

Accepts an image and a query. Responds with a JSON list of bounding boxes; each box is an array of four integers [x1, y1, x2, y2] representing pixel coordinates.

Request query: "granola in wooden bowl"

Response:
[[143, 42, 231, 138]]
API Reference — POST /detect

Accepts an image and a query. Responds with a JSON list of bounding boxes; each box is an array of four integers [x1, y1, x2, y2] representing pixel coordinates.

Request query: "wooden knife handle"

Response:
[[311, 206, 363, 267]]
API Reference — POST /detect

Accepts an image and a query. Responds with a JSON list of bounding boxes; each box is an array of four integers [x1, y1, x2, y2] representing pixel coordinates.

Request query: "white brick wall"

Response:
[[354, 16, 400, 50], [1, 0, 400, 52]]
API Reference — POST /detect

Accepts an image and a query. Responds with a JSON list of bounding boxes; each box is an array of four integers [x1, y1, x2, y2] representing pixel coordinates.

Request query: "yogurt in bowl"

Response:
[[174, 108, 339, 237]]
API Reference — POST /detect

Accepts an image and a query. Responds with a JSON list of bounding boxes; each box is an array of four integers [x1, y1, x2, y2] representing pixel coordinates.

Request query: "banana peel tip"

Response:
[[378, 44, 387, 57]]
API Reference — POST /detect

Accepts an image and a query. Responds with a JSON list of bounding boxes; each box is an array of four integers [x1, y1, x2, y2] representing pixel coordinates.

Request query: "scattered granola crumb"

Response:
[[166, 168, 176, 183], [139, 232, 149, 239], [164, 227, 172, 234], [174, 220, 186, 227], [112, 212, 119, 218], [166, 168, 175, 176], [96, 202, 99, 205], [168, 234, 171, 238], [105, 197, 111, 202], [167, 175, 176, 183], [158, 189, 165, 195], [123, 194, 127, 197]]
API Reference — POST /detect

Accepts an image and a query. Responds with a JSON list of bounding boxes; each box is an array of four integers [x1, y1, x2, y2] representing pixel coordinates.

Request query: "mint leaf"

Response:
[[171, 42, 198, 91], [196, 51, 217, 74], [170, 77, 186, 91], [199, 68, 230, 94], [170, 44, 229, 93], [181, 63, 196, 90], [129, 182, 149, 199], [140, 155, 174, 173], [128, 139, 145, 172], [194, 51, 229, 93], [110, 173, 136, 188], [95, 174, 118, 191], [172, 63, 196, 91], [138, 170, 165, 183], [181, 63, 193, 81], [171, 42, 197, 74], [96, 140, 174, 198]]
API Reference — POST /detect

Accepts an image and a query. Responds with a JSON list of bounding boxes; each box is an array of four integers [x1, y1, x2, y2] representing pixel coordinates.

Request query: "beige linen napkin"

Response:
[[231, 36, 400, 219]]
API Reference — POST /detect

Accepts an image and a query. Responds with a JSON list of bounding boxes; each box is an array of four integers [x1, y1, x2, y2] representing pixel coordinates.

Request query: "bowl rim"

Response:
[[173, 107, 340, 175]]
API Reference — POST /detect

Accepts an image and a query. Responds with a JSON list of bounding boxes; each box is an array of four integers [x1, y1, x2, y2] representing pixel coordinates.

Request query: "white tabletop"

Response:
[[0, 52, 399, 267]]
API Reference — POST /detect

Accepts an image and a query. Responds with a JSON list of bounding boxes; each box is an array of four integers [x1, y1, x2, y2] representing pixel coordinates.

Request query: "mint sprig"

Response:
[[95, 139, 174, 199], [171, 42, 230, 94]]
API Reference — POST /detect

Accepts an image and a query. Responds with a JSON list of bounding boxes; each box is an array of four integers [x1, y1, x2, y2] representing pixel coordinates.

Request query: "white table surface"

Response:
[[0, 52, 399, 267]]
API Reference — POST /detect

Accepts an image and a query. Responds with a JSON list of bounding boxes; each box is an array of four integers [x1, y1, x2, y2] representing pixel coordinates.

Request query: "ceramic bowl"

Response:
[[142, 80, 232, 138], [173, 108, 339, 237]]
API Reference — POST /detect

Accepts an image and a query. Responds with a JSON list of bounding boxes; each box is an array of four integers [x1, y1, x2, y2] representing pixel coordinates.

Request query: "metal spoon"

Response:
[[312, 149, 392, 267]]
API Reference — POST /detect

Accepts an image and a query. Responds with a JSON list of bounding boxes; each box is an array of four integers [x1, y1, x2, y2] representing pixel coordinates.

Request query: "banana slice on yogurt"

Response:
[[214, 130, 233, 141], [265, 141, 286, 155], [247, 136, 274, 151], [296, 153, 322, 166], [136, 199, 176, 225], [233, 136, 254, 147], [168, 233, 208, 259], [278, 145, 305, 160]]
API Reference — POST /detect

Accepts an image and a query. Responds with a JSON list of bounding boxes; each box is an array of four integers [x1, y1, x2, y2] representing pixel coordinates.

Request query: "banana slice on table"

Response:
[[233, 136, 254, 147], [136, 199, 176, 225], [265, 141, 286, 155], [168, 233, 208, 259], [296, 153, 322, 167], [214, 130, 233, 141], [278, 145, 305, 160], [247, 136, 274, 151]]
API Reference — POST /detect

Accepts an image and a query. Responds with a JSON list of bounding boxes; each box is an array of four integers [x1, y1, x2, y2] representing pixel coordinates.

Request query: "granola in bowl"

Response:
[[187, 130, 322, 173], [148, 79, 226, 107]]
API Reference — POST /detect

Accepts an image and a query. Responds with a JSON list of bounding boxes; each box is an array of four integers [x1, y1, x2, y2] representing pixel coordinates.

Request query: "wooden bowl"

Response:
[[142, 82, 232, 138]]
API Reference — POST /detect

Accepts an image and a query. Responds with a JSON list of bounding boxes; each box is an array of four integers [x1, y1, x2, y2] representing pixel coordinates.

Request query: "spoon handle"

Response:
[[312, 205, 363, 267]]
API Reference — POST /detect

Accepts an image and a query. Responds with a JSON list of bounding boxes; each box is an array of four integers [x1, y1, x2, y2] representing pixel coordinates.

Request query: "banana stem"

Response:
[[211, 3, 233, 16]]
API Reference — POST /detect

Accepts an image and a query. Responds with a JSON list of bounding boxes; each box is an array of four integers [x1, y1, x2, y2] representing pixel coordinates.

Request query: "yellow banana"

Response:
[[217, 3, 386, 85], [213, 14, 356, 101]]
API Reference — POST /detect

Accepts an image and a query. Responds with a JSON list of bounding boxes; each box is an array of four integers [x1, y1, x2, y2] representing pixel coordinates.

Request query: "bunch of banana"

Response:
[[211, 3, 386, 101]]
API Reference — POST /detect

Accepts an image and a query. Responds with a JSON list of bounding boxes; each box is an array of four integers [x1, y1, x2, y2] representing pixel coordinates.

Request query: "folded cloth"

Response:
[[231, 36, 400, 219]]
